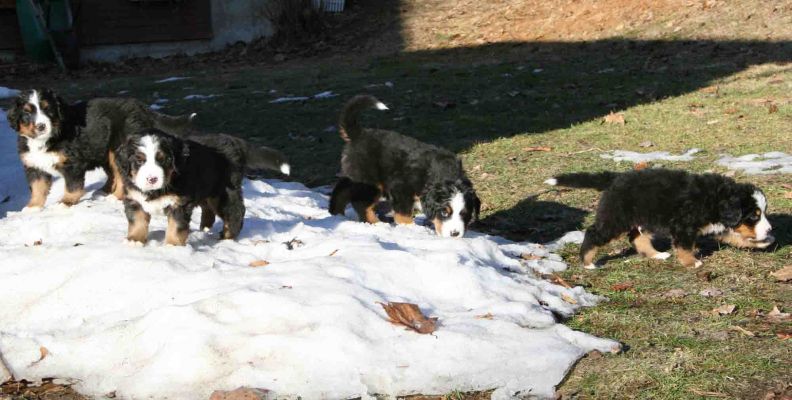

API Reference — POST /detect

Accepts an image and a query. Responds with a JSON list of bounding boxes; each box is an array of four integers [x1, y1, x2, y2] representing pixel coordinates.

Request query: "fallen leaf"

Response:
[[784, 191, 792, 199], [729, 325, 755, 337], [633, 161, 649, 170], [249, 260, 269, 267], [379, 302, 438, 334], [523, 146, 552, 152], [777, 332, 791, 340], [768, 103, 779, 114], [724, 107, 738, 114], [548, 274, 572, 289], [696, 270, 714, 281], [33, 239, 43, 246], [603, 112, 625, 125], [689, 388, 727, 398], [700, 85, 719, 95], [767, 306, 790, 322], [638, 140, 654, 147], [610, 281, 633, 291], [699, 288, 723, 297], [662, 288, 687, 299], [280, 285, 292, 289], [520, 253, 542, 260], [770, 265, 792, 282], [561, 293, 578, 304], [475, 313, 494, 320], [711, 304, 736, 316]]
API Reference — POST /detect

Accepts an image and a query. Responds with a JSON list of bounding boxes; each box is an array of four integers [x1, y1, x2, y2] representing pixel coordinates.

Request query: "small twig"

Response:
[[562, 147, 603, 157]]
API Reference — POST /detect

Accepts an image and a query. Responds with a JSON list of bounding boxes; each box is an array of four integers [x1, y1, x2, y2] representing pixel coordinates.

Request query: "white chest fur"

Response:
[[21, 149, 63, 177], [127, 189, 180, 215]]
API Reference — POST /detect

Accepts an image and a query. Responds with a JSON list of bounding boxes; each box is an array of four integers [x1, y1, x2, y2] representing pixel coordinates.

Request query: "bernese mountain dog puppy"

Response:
[[115, 128, 290, 246], [545, 169, 774, 268], [328, 95, 481, 238], [6, 88, 195, 210]]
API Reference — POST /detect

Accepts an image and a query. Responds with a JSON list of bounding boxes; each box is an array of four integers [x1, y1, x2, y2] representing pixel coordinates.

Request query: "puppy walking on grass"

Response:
[[546, 169, 774, 268]]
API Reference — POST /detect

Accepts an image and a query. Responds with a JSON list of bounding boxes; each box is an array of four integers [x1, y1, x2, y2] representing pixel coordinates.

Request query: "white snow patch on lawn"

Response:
[[155, 76, 191, 83], [184, 94, 220, 100], [0, 87, 20, 99], [717, 152, 792, 174], [601, 148, 700, 163], [269, 91, 338, 104], [0, 110, 618, 399]]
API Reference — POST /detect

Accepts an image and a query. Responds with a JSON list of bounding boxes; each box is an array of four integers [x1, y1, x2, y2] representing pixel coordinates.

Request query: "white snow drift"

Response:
[[717, 152, 792, 174], [600, 148, 700, 163], [0, 110, 618, 399]]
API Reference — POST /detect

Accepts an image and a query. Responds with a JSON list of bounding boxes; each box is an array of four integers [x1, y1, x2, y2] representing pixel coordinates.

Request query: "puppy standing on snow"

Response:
[[116, 129, 289, 246], [7, 89, 195, 209], [329, 95, 481, 238], [545, 169, 774, 268]]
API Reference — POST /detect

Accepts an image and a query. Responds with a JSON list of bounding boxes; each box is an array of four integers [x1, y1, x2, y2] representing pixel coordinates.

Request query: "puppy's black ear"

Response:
[[7, 96, 24, 131], [420, 182, 443, 220], [115, 136, 137, 179], [719, 196, 742, 227]]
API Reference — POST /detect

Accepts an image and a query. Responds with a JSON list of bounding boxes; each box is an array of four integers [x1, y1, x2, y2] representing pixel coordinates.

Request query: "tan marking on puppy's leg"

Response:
[[27, 178, 52, 208], [165, 215, 189, 246], [582, 246, 599, 268], [394, 212, 414, 225], [200, 198, 219, 231], [674, 246, 701, 268], [362, 204, 380, 224], [127, 209, 150, 243], [108, 151, 126, 199], [631, 232, 671, 260], [61, 187, 86, 206], [433, 218, 443, 235]]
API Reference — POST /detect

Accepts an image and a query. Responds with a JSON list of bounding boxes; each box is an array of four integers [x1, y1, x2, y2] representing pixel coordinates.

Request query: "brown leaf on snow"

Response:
[[548, 274, 572, 289], [249, 260, 270, 267], [602, 112, 625, 125], [711, 304, 736, 316], [770, 265, 792, 282], [475, 313, 494, 320], [610, 281, 633, 292], [523, 146, 552, 152], [379, 302, 438, 334], [561, 293, 578, 304], [33, 239, 43, 246]]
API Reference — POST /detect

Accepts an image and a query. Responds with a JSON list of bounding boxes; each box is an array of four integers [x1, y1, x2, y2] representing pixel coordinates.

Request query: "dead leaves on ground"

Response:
[[602, 111, 625, 125], [770, 265, 792, 282], [249, 260, 270, 267], [610, 281, 634, 292], [379, 302, 438, 334], [522, 146, 552, 152], [710, 304, 736, 316]]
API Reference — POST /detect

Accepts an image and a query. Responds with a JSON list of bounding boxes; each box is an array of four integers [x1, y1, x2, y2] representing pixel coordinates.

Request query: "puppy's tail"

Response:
[[152, 112, 197, 136], [339, 94, 389, 142], [544, 171, 619, 191], [245, 144, 291, 176]]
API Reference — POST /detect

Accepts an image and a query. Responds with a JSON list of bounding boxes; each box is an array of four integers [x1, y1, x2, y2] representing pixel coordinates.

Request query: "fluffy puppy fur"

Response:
[[328, 95, 480, 238], [546, 169, 774, 268], [116, 129, 290, 246], [6, 88, 194, 209]]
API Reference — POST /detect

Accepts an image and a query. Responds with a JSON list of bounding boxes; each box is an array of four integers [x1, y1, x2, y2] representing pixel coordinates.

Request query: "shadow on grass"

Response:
[[476, 199, 588, 243]]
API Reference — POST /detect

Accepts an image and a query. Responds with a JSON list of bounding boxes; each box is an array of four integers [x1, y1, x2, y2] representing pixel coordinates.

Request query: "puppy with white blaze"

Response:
[[328, 95, 481, 238], [546, 169, 775, 269], [116, 129, 290, 246], [7, 88, 195, 210]]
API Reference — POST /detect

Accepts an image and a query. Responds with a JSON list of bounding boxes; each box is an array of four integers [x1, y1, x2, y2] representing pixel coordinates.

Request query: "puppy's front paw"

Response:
[[583, 263, 598, 270], [123, 238, 145, 247], [21, 206, 43, 213], [652, 252, 671, 260]]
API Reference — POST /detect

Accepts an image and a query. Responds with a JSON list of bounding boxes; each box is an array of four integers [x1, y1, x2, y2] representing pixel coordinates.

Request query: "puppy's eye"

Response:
[[440, 207, 451, 218], [133, 153, 146, 165], [20, 112, 33, 124], [754, 209, 761, 217]]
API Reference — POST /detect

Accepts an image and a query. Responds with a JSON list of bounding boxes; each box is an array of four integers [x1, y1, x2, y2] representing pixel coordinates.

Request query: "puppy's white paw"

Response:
[[21, 206, 43, 213], [652, 252, 671, 260], [583, 263, 598, 270], [123, 239, 144, 247], [694, 260, 703, 268]]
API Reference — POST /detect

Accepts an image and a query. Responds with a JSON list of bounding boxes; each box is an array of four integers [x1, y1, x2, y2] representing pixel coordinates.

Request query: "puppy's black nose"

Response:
[[35, 123, 46, 132], [450, 230, 460, 237], [147, 176, 158, 185]]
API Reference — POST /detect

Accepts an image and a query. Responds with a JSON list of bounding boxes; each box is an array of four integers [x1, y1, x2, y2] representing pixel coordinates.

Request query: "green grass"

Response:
[[5, 40, 791, 399]]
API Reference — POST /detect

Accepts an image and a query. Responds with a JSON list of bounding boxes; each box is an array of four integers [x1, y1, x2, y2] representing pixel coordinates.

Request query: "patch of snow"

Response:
[[545, 231, 586, 252], [269, 91, 338, 104], [155, 76, 191, 83], [601, 148, 701, 163], [184, 94, 220, 100], [0, 87, 20, 99], [717, 152, 792, 174], [149, 104, 164, 110], [0, 111, 619, 399]]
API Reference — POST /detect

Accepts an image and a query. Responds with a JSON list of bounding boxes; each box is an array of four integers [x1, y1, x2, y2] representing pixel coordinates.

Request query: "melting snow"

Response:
[[717, 152, 792, 174], [269, 91, 338, 104], [0, 109, 618, 399], [155, 76, 191, 83], [601, 148, 701, 163]]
